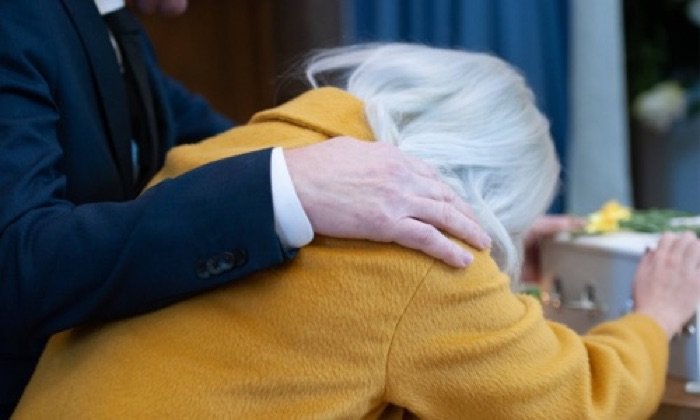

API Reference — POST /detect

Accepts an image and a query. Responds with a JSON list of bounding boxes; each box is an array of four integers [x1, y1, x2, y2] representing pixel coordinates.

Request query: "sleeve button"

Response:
[[219, 252, 235, 271], [206, 257, 224, 275], [233, 249, 248, 267], [196, 260, 211, 279]]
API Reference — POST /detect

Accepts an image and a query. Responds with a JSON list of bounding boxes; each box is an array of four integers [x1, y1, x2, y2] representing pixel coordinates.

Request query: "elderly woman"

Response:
[[13, 44, 700, 419]]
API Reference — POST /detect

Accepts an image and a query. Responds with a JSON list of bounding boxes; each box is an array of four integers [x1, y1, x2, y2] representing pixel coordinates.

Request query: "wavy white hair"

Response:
[[305, 43, 560, 279]]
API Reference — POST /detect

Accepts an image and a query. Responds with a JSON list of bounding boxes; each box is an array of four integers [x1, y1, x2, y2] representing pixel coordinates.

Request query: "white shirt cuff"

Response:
[[270, 147, 314, 249]]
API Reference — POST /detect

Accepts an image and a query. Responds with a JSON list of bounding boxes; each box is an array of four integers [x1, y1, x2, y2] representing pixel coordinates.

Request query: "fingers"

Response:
[[657, 232, 677, 255], [431, 183, 481, 231], [407, 197, 491, 250], [403, 154, 441, 179], [387, 161, 490, 263], [680, 232, 700, 273], [391, 218, 474, 267], [404, 159, 478, 220], [656, 232, 695, 275], [530, 215, 586, 237], [668, 232, 693, 256], [443, 186, 479, 222], [397, 156, 489, 250]]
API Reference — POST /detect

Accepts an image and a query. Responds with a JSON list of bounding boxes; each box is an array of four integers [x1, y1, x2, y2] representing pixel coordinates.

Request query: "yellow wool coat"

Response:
[[13, 88, 668, 419]]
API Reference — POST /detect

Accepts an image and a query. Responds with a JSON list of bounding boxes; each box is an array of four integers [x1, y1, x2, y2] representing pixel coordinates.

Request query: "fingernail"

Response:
[[462, 252, 474, 266]]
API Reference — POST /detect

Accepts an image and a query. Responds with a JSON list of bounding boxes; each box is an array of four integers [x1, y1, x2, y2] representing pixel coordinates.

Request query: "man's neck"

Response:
[[94, 0, 126, 15]]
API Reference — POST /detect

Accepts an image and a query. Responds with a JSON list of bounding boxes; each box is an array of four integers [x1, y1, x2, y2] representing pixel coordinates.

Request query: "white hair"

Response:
[[305, 43, 560, 280]]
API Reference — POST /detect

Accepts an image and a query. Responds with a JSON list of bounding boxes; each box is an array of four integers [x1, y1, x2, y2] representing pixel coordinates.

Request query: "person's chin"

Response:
[[158, 0, 188, 16], [130, 0, 189, 16]]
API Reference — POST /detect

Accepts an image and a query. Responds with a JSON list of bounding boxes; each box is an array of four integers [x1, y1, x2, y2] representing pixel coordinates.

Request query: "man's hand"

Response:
[[521, 215, 586, 283], [284, 137, 491, 267]]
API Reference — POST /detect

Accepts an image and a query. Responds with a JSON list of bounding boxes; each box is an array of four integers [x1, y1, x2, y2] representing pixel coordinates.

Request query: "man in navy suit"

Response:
[[0, 0, 490, 415]]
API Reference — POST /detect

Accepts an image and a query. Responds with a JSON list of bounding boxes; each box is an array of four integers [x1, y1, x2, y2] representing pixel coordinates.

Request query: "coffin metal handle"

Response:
[[563, 284, 602, 313]]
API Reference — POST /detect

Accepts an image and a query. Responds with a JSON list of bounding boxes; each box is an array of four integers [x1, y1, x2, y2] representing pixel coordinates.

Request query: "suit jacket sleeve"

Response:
[[158, 72, 234, 144], [385, 252, 669, 419], [0, 4, 289, 347]]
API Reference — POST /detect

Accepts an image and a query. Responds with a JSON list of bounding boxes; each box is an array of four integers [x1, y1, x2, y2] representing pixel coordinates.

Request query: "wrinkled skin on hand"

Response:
[[284, 136, 492, 268], [634, 232, 700, 338], [127, 0, 188, 15]]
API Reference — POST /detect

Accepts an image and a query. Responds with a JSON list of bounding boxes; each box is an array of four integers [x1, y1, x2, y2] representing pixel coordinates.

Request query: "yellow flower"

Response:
[[585, 200, 632, 234]]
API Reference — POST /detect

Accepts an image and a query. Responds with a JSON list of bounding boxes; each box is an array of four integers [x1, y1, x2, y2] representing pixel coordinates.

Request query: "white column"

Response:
[[567, 0, 632, 214]]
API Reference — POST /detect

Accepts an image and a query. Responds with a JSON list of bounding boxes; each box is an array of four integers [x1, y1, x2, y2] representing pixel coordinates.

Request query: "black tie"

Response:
[[103, 8, 160, 191]]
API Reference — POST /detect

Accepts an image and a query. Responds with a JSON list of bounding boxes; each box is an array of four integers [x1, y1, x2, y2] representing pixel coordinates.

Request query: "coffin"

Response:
[[541, 232, 700, 381]]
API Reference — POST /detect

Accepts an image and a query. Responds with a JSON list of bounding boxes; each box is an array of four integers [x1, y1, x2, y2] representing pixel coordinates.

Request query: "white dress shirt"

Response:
[[94, 0, 123, 14], [94, 0, 313, 249]]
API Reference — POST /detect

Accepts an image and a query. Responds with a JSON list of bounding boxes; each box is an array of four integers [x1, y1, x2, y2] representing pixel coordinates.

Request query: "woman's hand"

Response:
[[634, 232, 700, 338], [521, 215, 586, 283], [284, 136, 491, 268]]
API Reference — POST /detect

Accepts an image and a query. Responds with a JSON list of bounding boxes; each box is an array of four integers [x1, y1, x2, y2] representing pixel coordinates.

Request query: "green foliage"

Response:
[[620, 209, 700, 233]]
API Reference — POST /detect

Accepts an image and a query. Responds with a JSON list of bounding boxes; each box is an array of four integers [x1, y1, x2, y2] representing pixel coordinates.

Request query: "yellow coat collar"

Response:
[[250, 87, 374, 142]]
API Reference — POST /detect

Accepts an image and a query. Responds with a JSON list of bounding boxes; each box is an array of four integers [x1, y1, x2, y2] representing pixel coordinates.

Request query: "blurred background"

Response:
[[138, 0, 700, 216]]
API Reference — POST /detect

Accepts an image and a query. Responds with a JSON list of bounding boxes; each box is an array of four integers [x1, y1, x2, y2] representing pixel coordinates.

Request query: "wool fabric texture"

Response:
[[13, 88, 668, 420]]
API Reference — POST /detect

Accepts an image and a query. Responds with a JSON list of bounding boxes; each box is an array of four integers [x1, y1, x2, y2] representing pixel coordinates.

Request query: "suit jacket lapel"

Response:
[[60, 0, 134, 193]]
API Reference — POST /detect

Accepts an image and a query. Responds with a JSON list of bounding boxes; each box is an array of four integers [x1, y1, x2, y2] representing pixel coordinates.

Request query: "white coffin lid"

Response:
[[552, 232, 661, 256]]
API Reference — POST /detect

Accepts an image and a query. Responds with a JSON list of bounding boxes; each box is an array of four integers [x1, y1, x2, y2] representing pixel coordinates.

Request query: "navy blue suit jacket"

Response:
[[0, 1, 291, 415]]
